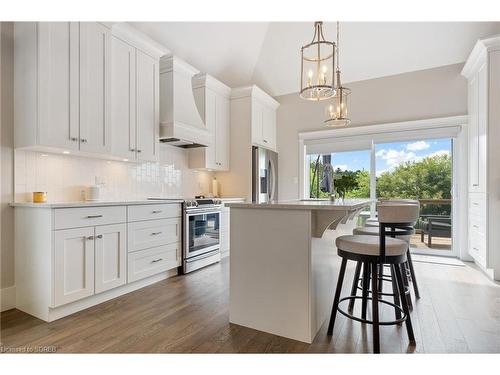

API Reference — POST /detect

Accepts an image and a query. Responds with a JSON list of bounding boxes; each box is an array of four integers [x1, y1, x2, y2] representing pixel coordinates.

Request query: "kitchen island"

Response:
[[225, 199, 372, 343]]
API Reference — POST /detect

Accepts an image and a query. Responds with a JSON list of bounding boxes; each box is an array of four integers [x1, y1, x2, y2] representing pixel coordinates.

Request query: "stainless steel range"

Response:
[[148, 197, 222, 274]]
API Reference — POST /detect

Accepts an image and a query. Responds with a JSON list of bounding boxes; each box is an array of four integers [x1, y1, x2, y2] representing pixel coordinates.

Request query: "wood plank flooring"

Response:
[[1, 257, 499, 353]]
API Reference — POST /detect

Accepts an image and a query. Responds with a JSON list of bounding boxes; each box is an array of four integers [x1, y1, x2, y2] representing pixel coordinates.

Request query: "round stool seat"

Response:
[[353, 226, 413, 242], [336, 235, 408, 257]]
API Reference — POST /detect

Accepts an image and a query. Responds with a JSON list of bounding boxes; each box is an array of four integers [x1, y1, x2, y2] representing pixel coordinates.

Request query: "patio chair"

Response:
[[419, 215, 451, 247]]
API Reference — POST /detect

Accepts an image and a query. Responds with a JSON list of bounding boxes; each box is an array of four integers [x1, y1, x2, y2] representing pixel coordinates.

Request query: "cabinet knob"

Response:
[[130, 148, 136, 152], [137, 149, 142, 153], [263, 139, 268, 143], [96, 234, 103, 239], [87, 236, 94, 240], [81, 139, 88, 143], [70, 137, 78, 142]]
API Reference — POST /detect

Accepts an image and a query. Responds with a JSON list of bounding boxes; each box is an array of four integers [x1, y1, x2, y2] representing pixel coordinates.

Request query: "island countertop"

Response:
[[225, 198, 372, 210]]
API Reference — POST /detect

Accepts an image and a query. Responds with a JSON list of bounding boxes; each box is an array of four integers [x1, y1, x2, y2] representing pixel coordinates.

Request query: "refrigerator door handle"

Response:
[[268, 158, 276, 202]]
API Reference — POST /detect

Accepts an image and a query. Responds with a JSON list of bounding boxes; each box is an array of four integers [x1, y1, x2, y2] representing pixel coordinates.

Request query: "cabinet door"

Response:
[[251, 99, 264, 146], [136, 50, 159, 162], [95, 223, 127, 294], [54, 227, 95, 306], [205, 89, 218, 169], [477, 63, 488, 192], [262, 106, 276, 151], [38, 22, 79, 150], [215, 95, 230, 170], [79, 22, 111, 154], [468, 74, 479, 191], [111, 36, 137, 160]]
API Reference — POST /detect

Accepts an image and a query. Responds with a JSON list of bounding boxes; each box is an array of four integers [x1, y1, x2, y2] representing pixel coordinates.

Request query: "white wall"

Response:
[[276, 63, 468, 200]]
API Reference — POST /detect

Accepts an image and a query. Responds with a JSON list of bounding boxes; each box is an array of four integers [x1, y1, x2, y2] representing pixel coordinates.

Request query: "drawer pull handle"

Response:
[[152, 210, 162, 214], [472, 183, 479, 187], [96, 234, 103, 239], [473, 203, 479, 206], [151, 232, 162, 236], [473, 225, 479, 229], [151, 258, 163, 263], [473, 247, 479, 251], [87, 215, 103, 219]]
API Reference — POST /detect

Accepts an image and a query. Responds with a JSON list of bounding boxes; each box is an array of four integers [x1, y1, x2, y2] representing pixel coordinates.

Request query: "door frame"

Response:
[[298, 115, 470, 260]]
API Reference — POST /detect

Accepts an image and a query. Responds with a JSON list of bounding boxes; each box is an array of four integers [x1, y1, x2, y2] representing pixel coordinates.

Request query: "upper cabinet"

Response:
[[111, 35, 159, 162], [14, 22, 162, 162], [14, 22, 112, 154], [189, 74, 231, 171], [232, 86, 279, 153]]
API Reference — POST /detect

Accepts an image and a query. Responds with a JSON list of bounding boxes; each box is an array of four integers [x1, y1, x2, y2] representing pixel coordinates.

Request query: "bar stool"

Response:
[[327, 203, 419, 353], [355, 199, 421, 302]]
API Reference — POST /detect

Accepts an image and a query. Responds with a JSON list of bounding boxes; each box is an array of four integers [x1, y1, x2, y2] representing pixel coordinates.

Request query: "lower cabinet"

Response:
[[15, 203, 182, 321], [95, 223, 127, 294], [128, 243, 180, 283], [54, 227, 95, 307]]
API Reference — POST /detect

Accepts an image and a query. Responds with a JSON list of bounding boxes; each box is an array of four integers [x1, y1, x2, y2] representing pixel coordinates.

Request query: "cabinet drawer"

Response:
[[54, 206, 126, 230], [128, 218, 181, 252], [468, 228, 486, 266], [469, 195, 486, 219], [469, 216, 486, 236], [127, 204, 181, 222], [128, 243, 180, 282]]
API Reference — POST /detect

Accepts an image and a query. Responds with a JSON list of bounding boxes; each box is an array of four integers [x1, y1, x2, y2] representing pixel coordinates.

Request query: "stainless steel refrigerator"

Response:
[[252, 146, 278, 203]]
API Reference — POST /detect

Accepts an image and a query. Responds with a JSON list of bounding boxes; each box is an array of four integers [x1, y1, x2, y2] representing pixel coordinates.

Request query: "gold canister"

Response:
[[33, 192, 47, 203]]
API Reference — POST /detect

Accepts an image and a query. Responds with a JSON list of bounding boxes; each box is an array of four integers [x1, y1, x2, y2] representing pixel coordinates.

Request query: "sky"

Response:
[[310, 138, 452, 176]]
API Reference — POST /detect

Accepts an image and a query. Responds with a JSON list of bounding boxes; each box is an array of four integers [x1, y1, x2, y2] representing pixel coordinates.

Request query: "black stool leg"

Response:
[[394, 264, 416, 345], [361, 262, 369, 320], [400, 262, 413, 310], [327, 258, 348, 335], [371, 262, 380, 353], [378, 264, 384, 297], [390, 264, 402, 322], [406, 250, 420, 299], [348, 261, 362, 312]]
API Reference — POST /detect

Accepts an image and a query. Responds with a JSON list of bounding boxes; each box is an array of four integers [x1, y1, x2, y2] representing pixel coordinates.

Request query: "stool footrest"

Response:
[[338, 296, 407, 326]]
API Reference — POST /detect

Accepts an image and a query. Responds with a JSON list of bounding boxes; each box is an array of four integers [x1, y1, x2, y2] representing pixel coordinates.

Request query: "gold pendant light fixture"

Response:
[[300, 21, 336, 101], [325, 22, 351, 127]]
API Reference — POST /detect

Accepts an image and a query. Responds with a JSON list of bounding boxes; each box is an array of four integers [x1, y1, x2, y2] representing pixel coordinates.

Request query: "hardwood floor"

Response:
[[1, 257, 499, 353]]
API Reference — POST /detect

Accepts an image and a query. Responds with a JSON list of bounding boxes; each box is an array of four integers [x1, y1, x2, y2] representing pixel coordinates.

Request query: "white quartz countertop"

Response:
[[10, 199, 185, 208], [225, 199, 372, 210]]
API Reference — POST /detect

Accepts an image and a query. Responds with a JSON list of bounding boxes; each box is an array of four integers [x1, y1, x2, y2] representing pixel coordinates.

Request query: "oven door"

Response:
[[184, 209, 221, 259]]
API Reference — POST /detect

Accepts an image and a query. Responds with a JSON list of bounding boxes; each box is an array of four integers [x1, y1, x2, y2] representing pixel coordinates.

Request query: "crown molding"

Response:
[[230, 85, 280, 109], [192, 73, 231, 98], [111, 22, 169, 60], [461, 34, 500, 78]]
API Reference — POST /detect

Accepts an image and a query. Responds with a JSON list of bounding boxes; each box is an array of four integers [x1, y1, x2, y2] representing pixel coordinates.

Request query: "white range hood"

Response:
[[159, 55, 212, 148]]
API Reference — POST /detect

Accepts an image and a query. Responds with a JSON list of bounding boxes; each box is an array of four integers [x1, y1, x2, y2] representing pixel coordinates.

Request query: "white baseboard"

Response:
[[1, 286, 16, 312]]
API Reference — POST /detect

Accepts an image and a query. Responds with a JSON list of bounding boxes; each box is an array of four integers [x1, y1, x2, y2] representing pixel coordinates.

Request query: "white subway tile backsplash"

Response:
[[14, 145, 213, 203]]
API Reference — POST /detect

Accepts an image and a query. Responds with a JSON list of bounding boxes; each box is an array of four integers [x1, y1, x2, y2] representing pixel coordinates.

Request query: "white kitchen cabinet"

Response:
[[54, 227, 95, 307], [111, 38, 159, 162], [14, 202, 182, 322], [136, 50, 159, 162], [190, 74, 231, 171], [95, 223, 127, 294], [462, 34, 500, 280], [111, 36, 137, 160], [251, 94, 278, 152], [79, 22, 112, 154]]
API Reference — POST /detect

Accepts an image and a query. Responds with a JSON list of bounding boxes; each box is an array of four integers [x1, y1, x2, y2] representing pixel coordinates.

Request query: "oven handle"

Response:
[[185, 208, 221, 216]]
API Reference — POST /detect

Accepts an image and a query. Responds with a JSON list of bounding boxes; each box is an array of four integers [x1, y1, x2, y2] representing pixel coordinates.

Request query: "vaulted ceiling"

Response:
[[131, 22, 500, 97]]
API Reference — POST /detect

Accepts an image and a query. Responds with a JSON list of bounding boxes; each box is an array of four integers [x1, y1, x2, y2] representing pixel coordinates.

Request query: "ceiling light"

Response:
[[123, 158, 129, 162], [41, 154, 48, 157], [325, 22, 351, 127], [62, 151, 70, 154], [300, 22, 335, 101]]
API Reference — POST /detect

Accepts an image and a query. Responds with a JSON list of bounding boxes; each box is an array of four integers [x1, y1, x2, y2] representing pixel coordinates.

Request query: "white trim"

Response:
[[461, 34, 500, 78], [1, 286, 16, 312], [111, 22, 169, 60], [299, 116, 467, 141], [230, 85, 280, 109]]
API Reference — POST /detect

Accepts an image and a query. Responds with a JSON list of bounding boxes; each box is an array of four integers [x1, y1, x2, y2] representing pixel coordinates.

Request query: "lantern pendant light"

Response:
[[325, 22, 351, 127], [300, 21, 336, 101]]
